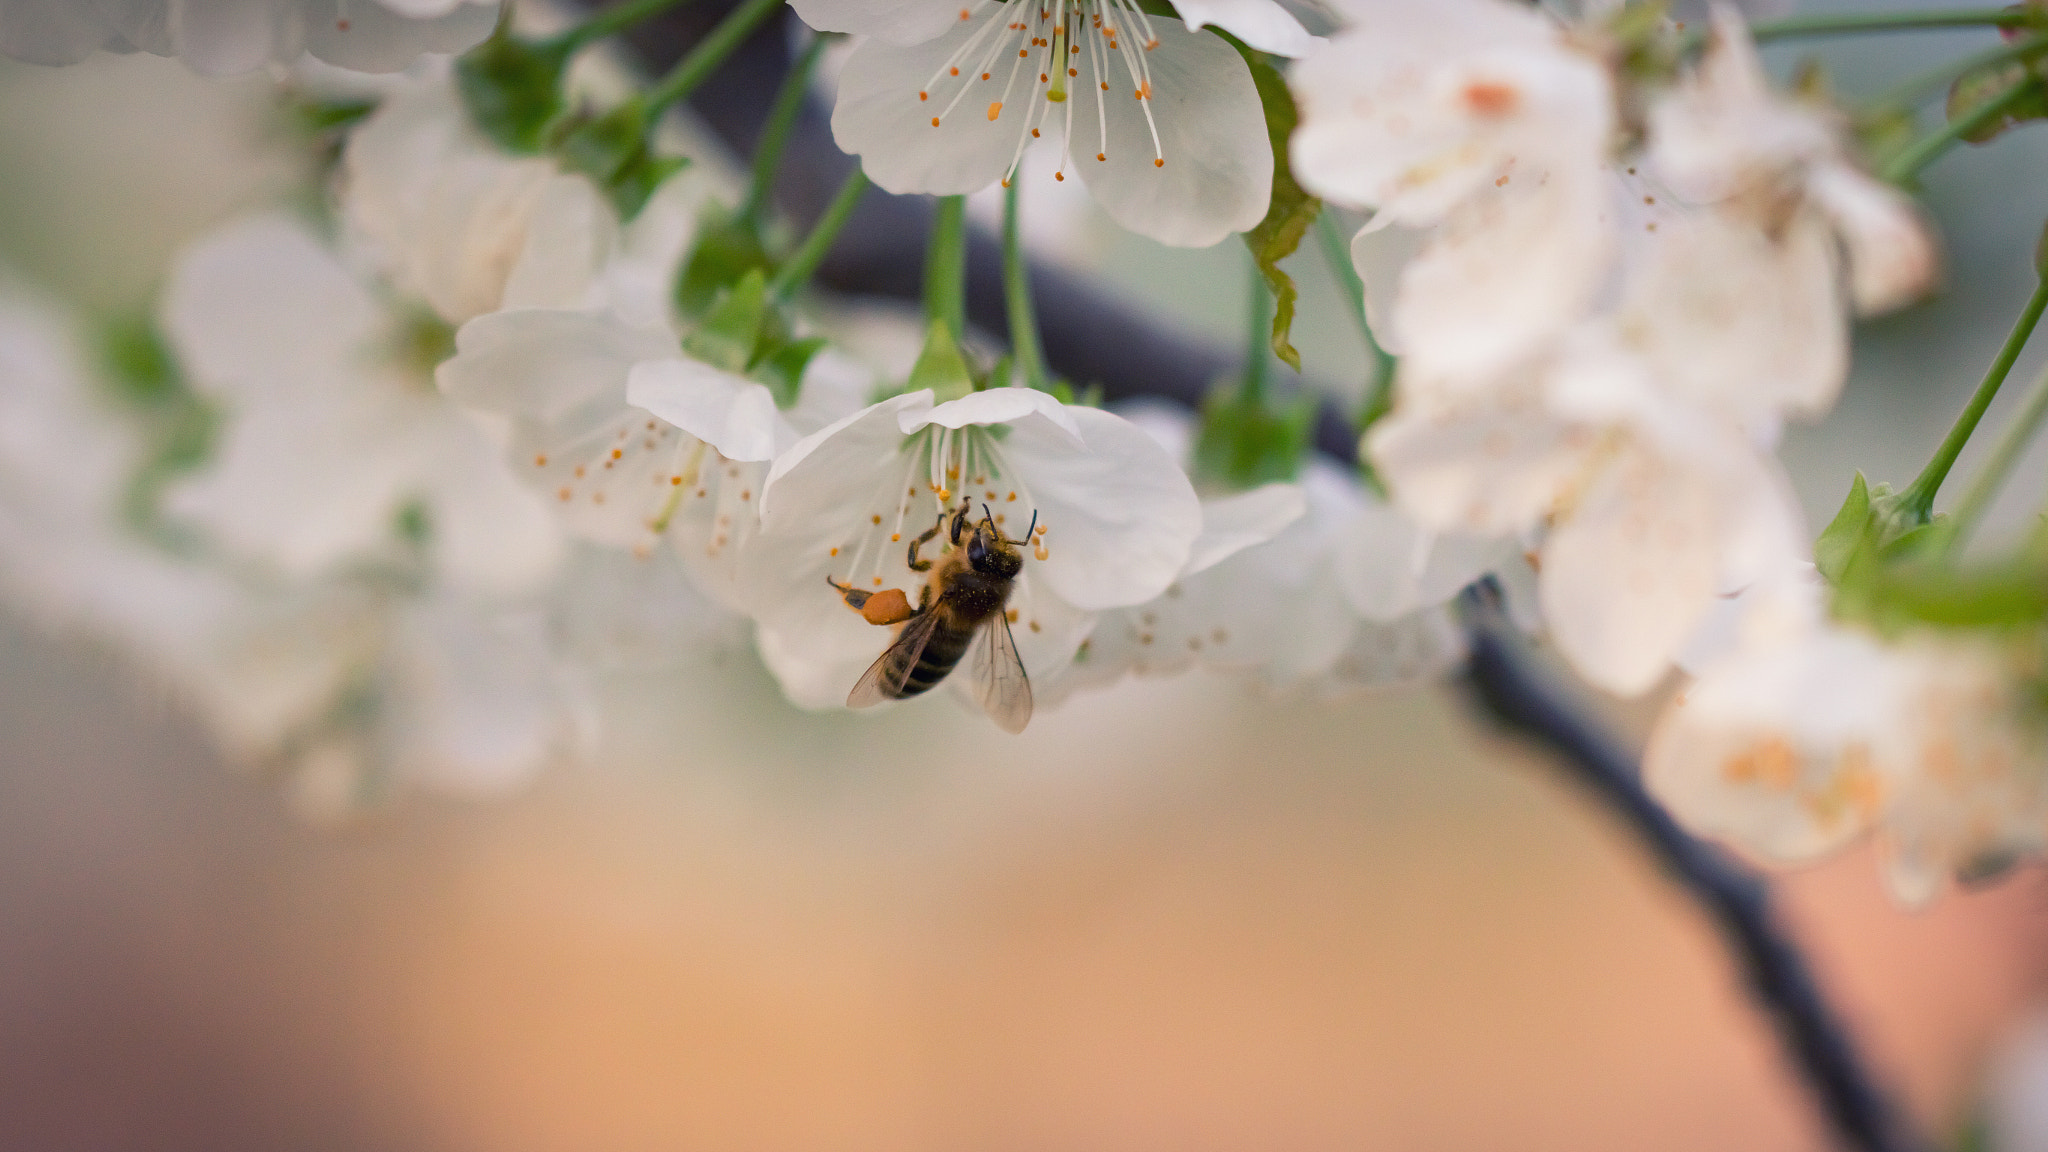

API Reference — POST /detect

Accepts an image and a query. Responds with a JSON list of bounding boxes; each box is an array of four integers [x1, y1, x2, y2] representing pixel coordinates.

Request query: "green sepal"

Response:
[[295, 97, 379, 136], [455, 24, 574, 155], [907, 319, 975, 403], [1236, 48, 1317, 373], [1815, 472, 1875, 583], [1865, 558, 2048, 630], [682, 268, 771, 374], [978, 353, 1013, 393], [94, 314, 219, 544], [553, 98, 688, 221], [675, 206, 775, 317], [1946, 54, 2048, 144], [751, 336, 828, 408], [1192, 377, 1315, 490]]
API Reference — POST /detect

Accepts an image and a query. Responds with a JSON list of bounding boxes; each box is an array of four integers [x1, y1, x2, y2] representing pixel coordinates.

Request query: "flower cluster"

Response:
[[4, 0, 2043, 905]]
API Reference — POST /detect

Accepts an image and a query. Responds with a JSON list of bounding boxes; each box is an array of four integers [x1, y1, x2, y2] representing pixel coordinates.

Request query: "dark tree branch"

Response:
[[1459, 583, 1930, 1152], [598, 5, 1926, 1150]]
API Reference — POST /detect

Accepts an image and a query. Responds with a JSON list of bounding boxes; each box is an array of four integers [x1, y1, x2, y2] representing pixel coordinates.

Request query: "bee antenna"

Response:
[[1024, 509, 1039, 540], [982, 502, 995, 525]]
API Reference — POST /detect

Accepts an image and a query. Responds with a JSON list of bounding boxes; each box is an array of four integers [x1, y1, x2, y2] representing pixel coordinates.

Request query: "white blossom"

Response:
[[161, 212, 561, 597], [1290, 0, 1617, 377], [342, 70, 621, 327], [1647, 581, 2048, 905], [1644, 5, 1936, 406], [813, 0, 1278, 246], [0, 0, 497, 74], [741, 387, 1201, 715]]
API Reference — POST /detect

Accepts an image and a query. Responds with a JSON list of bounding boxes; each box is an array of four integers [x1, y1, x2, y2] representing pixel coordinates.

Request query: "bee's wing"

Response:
[[848, 610, 944, 709], [968, 612, 1033, 734]]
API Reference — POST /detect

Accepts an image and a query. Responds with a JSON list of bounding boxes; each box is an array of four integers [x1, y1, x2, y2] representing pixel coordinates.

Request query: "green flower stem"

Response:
[[1866, 33, 2048, 113], [1749, 8, 2031, 41], [924, 195, 968, 342], [1947, 358, 2048, 550], [554, 0, 701, 51], [768, 167, 868, 299], [741, 34, 830, 222], [1881, 75, 2044, 184], [1899, 272, 2048, 520], [1244, 260, 1271, 402], [1001, 180, 1050, 391], [1315, 212, 1396, 429], [643, 0, 786, 115]]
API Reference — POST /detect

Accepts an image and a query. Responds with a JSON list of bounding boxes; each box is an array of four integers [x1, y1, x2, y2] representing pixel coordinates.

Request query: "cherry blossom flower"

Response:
[[342, 70, 621, 327], [1644, 5, 1936, 413], [160, 212, 561, 597], [1647, 580, 2048, 905], [812, 0, 1281, 246], [740, 387, 1202, 715], [1290, 0, 1617, 377], [0, 0, 497, 74], [1052, 403, 1482, 697]]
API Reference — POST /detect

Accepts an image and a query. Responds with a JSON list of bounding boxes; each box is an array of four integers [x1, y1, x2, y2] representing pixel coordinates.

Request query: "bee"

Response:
[[829, 501, 1034, 733]]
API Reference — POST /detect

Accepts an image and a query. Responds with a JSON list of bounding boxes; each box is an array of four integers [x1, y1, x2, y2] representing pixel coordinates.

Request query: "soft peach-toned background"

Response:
[[5, 5, 2048, 1149]]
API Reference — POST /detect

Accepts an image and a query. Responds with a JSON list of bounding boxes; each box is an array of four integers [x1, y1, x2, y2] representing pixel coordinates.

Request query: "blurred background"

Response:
[[5, 3, 2048, 1149]]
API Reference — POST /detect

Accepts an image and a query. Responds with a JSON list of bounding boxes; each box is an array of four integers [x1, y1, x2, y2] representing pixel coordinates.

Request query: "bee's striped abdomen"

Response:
[[890, 621, 975, 699]]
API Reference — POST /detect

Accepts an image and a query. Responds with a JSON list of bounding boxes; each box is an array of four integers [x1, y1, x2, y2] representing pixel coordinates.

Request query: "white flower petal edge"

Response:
[[1174, 0, 1319, 55], [831, 13, 1270, 246], [1184, 482, 1307, 575], [628, 359, 789, 463]]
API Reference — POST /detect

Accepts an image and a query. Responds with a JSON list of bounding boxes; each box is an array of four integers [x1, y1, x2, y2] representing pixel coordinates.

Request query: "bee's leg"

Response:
[[827, 575, 872, 611], [906, 511, 946, 572]]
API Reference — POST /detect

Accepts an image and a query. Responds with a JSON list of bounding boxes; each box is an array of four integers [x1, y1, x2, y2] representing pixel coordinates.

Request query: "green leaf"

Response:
[[455, 25, 573, 154], [682, 269, 771, 373], [751, 336, 828, 408], [553, 98, 688, 221], [1192, 378, 1315, 489], [1946, 56, 2048, 144], [1237, 49, 1319, 373], [1815, 472, 1874, 584], [906, 319, 975, 403], [675, 206, 775, 317]]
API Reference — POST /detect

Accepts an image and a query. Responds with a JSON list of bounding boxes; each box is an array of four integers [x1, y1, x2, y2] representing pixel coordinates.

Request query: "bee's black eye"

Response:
[[967, 531, 989, 569]]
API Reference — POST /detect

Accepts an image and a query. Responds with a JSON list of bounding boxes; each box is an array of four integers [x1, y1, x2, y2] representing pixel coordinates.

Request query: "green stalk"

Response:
[[1865, 33, 2048, 113], [924, 195, 968, 341], [741, 34, 830, 221], [1946, 358, 2048, 550], [1899, 273, 2048, 520], [643, 0, 786, 114], [1315, 212, 1395, 426], [1749, 7, 2031, 41], [1244, 260, 1271, 402], [554, 0, 701, 51], [1882, 75, 2043, 184], [1001, 180, 1050, 391], [768, 167, 868, 300]]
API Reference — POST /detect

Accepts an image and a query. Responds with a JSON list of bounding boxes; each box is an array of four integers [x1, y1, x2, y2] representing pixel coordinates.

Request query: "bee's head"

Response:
[[967, 506, 1024, 578]]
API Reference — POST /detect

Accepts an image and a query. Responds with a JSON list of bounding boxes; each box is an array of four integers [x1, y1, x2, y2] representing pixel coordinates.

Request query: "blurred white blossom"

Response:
[[0, 0, 497, 74]]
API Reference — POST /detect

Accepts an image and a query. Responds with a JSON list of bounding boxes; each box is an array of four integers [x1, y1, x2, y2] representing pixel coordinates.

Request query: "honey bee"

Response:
[[830, 501, 1034, 733]]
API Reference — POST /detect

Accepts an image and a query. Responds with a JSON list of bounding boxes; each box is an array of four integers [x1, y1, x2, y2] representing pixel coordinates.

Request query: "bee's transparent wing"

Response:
[[848, 610, 943, 709], [968, 613, 1033, 734]]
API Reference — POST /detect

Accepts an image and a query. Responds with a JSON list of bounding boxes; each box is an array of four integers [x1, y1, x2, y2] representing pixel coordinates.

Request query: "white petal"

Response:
[[1184, 482, 1305, 575], [791, 0, 967, 45], [426, 413, 563, 597], [1538, 444, 1724, 696], [1173, 0, 1318, 56], [439, 308, 676, 426], [1073, 21, 1272, 247], [759, 390, 934, 524], [1808, 162, 1938, 315], [0, 1, 115, 65], [911, 384, 1082, 442], [999, 403, 1202, 609], [831, 26, 1030, 197], [627, 358, 784, 463], [1348, 221, 1426, 355], [1367, 377, 1594, 536], [388, 595, 564, 798], [303, 0, 497, 72], [1336, 499, 1505, 621], [498, 173, 617, 314]]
